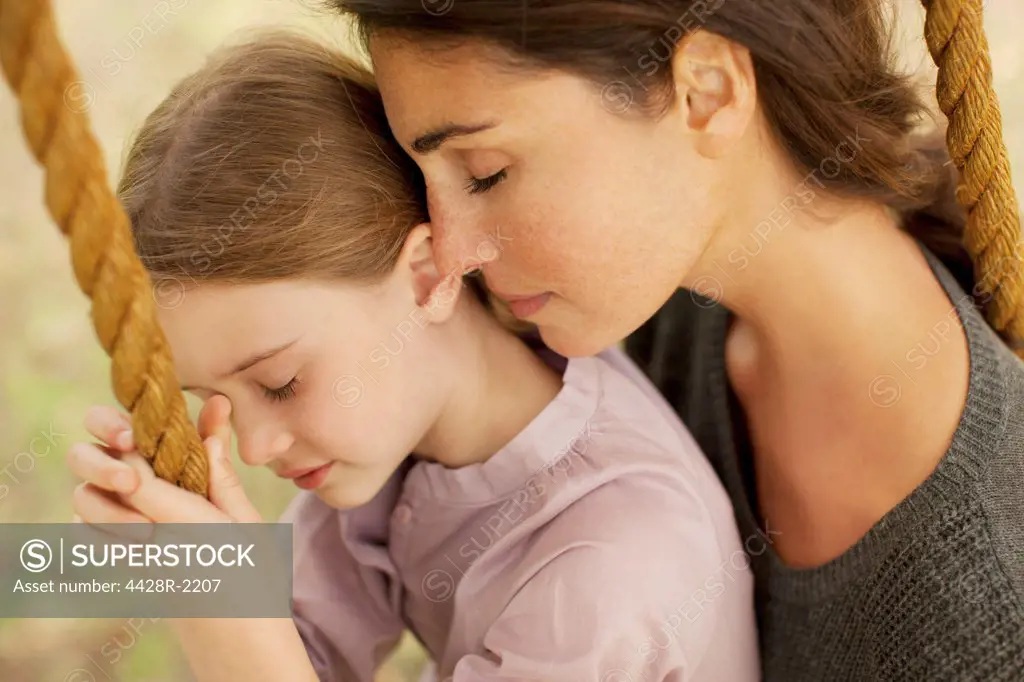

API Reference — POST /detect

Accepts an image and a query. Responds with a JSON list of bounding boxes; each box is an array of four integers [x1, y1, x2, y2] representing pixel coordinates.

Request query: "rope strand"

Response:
[[0, 0, 209, 495], [922, 0, 1024, 355]]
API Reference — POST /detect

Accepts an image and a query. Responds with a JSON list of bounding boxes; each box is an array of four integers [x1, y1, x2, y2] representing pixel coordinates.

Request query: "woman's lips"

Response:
[[496, 291, 553, 319]]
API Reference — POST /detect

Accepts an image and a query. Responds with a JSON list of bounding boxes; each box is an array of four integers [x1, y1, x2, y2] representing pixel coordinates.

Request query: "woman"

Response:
[[327, 1, 1024, 680]]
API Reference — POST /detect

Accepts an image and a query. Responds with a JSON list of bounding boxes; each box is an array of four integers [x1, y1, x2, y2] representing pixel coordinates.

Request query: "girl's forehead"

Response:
[[157, 281, 376, 380]]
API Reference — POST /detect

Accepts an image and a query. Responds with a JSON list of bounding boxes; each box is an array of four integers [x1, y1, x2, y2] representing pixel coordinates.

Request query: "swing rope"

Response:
[[0, 0, 208, 495], [0, 0, 1020, 493], [922, 0, 1024, 351]]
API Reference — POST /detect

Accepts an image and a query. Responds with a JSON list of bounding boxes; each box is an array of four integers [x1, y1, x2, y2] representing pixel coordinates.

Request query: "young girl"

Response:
[[67, 31, 759, 682]]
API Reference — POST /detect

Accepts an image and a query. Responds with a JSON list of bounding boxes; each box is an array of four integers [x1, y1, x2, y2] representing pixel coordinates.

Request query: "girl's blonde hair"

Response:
[[119, 30, 426, 287]]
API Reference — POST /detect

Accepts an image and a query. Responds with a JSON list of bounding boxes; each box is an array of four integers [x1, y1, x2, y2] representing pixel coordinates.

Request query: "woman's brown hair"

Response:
[[118, 29, 427, 290], [328, 0, 976, 296]]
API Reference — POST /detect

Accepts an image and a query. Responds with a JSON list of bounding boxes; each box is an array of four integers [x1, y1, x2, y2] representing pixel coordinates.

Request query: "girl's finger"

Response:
[[120, 452, 229, 523], [71, 484, 154, 543], [197, 395, 232, 445], [83, 405, 134, 451], [206, 437, 262, 522], [66, 442, 139, 494], [72, 482, 153, 525]]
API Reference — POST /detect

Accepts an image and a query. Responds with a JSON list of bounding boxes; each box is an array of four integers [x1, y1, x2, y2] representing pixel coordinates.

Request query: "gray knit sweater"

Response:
[[624, 248, 1024, 681]]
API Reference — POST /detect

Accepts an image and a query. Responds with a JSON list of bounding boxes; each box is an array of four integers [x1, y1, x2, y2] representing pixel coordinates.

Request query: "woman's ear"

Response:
[[671, 30, 757, 158], [394, 223, 464, 324]]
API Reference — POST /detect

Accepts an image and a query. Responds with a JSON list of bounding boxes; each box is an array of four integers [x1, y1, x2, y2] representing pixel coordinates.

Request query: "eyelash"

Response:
[[262, 377, 299, 403], [466, 168, 508, 195]]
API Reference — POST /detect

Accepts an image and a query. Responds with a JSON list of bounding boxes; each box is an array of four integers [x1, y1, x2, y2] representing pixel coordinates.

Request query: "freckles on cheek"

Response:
[[535, 220, 621, 301], [513, 202, 581, 267]]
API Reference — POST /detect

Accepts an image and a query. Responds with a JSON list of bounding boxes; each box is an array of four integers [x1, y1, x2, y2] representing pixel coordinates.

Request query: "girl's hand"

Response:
[[68, 395, 262, 524]]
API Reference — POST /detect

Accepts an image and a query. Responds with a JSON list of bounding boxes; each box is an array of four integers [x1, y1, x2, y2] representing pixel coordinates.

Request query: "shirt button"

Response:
[[393, 504, 412, 524]]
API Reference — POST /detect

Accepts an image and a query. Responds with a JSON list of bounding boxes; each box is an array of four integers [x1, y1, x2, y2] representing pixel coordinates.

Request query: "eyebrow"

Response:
[[411, 122, 498, 154], [180, 337, 300, 392]]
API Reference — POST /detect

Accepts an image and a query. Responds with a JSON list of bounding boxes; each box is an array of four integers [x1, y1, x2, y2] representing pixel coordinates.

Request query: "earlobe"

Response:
[[420, 270, 463, 324], [394, 222, 464, 324]]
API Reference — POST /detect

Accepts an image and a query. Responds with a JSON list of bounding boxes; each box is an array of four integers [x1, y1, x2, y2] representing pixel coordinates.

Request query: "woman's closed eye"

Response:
[[466, 168, 508, 195], [261, 377, 300, 403]]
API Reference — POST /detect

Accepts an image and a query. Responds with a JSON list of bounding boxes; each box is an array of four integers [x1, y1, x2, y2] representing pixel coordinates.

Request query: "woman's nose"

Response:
[[434, 220, 511, 280], [236, 423, 293, 468], [428, 193, 507, 279]]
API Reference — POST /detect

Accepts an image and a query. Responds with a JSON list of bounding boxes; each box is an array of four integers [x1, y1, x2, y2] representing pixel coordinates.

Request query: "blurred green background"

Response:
[[0, 1, 1021, 680]]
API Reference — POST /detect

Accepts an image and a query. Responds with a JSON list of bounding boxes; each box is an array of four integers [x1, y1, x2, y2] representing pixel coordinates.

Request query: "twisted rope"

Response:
[[0, 0, 209, 495], [922, 0, 1024, 355]]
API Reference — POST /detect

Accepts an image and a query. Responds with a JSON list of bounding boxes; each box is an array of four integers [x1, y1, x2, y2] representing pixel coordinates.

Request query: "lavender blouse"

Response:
[[280, 346, 760, 682]]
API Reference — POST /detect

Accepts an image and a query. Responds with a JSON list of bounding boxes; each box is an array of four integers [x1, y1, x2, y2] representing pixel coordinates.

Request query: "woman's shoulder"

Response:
[[847, 252, 1024, 649], [926, 248, 1024, 565], [969, 329, 1024, 601]]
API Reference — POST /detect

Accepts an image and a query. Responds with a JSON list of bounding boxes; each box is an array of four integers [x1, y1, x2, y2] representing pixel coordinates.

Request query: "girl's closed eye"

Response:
[[262, 376, 300, 403], [466, 168, 508, 195]]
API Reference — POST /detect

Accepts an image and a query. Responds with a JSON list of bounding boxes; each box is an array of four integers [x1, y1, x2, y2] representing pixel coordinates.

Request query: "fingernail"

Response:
[[117, 429, 133, 450]]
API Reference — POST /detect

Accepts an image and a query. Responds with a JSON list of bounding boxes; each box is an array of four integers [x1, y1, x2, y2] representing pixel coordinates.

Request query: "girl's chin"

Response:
[[315, 483, 379, 511]]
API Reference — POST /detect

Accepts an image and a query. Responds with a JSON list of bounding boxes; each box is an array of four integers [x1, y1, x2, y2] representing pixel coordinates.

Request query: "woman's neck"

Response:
[[704, 193, 962, 391], [414, 297, 564, 469], [695, 190, 971, 566]]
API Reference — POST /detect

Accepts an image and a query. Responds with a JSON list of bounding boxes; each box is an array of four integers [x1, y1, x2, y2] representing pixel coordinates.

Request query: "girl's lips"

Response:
[[281, 463, 334, 490], [502, 292, 552, 319]]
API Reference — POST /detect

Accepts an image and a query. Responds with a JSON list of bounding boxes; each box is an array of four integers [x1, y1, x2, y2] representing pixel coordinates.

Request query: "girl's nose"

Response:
[[236, 424, 294, 468]]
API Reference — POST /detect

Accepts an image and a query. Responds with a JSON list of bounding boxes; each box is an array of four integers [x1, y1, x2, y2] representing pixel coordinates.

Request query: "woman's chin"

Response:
[[537, 322, 624, 359]]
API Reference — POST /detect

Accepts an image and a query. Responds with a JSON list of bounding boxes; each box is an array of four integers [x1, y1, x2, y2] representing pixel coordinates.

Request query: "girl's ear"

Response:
[[395, 223, 464, 324]]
